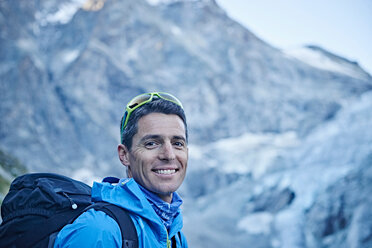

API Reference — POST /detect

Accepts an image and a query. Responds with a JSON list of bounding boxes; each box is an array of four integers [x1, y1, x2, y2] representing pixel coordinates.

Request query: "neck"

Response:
[[159, 193, 173, 203], [137, 182, 183, 230]]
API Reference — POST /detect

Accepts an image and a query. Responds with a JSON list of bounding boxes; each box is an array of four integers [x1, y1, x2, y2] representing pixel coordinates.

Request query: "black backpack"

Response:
[[0, 173, 138, 248]]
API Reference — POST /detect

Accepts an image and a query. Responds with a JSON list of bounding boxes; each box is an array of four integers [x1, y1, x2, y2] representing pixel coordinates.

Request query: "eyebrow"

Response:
[[173, 135, 187, 142], [139, 135, 161, 143], [139, 134, 186, 143]]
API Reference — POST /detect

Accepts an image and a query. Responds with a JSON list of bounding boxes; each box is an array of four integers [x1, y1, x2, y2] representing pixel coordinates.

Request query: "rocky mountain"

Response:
[[1, 0, 371, 247], [0, 149, 27, 203], [285, 45, 371, 81], [182, 91, 372, 247]]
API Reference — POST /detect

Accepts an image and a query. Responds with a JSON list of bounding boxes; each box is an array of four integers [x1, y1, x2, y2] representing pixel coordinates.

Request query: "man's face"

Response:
[[118, 113, 188, 203]]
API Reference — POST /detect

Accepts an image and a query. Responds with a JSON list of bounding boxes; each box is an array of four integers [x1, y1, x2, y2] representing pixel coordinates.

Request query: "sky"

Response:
[[216, 0, 372, 74]]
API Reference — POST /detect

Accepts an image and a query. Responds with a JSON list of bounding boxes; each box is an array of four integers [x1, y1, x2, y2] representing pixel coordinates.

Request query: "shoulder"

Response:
[[54, 209, 122, 248]]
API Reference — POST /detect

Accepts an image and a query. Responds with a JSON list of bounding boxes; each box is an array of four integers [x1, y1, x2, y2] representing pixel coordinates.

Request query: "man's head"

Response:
[[120, 93, 188, 149], [118, 92, 188, 203]]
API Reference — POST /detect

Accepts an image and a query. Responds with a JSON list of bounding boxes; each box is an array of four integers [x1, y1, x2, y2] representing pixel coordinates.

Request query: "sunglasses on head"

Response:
[[120, 92, 183, 133]]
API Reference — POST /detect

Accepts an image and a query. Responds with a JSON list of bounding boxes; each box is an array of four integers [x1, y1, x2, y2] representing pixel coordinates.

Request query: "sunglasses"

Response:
[[120, 92, 183, 134]]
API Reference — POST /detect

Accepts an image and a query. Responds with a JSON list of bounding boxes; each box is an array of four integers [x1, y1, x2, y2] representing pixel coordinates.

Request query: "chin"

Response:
[[155, 184, 180, 196]]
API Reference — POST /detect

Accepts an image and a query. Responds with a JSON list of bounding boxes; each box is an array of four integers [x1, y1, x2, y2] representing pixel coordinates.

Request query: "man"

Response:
[[54, 92, 189, 247]]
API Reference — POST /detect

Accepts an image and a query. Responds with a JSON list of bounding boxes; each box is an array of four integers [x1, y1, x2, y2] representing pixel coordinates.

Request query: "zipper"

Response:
[[167, 239, 171, 248], [61, 192, 78, 209], [166, 228, 171, 248], [164, 226, 171, 248]]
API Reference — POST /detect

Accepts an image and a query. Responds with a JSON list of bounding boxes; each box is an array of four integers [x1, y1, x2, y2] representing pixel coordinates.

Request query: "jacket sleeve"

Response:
[[53, 209, 122, 248]]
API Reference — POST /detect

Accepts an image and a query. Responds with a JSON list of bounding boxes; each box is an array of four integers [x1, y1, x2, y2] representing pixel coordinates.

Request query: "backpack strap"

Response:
[[171, 232, 183, 248], [89, 202, 138, 248], [178, 231, 182, 246], [172, 236, 177, 248]]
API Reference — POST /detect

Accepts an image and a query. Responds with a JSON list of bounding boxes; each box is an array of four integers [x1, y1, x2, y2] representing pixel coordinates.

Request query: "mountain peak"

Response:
[[284, 45, 371, 81]]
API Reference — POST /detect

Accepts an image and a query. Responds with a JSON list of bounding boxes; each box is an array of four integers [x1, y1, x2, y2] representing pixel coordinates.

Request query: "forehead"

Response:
[[136, 113, 186, 138]]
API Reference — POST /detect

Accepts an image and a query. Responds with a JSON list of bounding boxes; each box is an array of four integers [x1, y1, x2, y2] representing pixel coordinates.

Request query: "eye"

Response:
[[144, 141, 158, 148], [173, 141, 186, 148]]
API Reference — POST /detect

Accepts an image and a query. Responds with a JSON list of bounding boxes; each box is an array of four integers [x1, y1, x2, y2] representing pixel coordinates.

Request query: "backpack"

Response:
[[0, 173, 138, 248]]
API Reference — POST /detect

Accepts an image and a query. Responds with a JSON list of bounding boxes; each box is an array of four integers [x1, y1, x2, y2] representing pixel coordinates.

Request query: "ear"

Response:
[[118, 144, 130, 166]]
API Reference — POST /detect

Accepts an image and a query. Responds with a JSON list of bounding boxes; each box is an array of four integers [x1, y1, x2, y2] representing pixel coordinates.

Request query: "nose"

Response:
[[159, 142, 176, 161]]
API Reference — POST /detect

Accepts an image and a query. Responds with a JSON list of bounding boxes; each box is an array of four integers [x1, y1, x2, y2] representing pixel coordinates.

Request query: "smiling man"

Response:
[[54, 92, 189, 248], [119, 112, 188, 203]]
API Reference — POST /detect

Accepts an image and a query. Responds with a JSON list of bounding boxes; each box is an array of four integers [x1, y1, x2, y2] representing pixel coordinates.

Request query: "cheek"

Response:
[[178, 151, 188, 165], [130, 152, 153, 170]]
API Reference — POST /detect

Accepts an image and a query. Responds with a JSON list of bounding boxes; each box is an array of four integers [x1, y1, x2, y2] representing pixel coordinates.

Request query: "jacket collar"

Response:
[[91, 178, 184, 237]]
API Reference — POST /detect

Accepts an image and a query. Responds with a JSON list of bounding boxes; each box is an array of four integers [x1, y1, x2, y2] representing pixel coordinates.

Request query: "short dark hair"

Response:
[[121, 98, 188, 150]]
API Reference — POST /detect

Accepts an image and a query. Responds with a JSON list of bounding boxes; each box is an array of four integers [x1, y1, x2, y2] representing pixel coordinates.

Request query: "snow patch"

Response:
[[72, 167, 100, 185], [36, 0, 86, 25], [146, 0, 199, 5], [146, 0, 173, 5], [61, 49, 80, 64], [285, 47, 369, 80], [188, 145, 204, 160], [171, 25, 183, 36], [214, 132, 299, 152], [212, 132, 300, 176], [238, 212, 273, 234]]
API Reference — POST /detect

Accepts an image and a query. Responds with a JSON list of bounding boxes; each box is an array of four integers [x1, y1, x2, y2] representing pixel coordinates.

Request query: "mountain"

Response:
[[0, 149, 27, 203], [182, 90, 372, 247], [1, 0, 371, 247], [285, 45, 371, 81]]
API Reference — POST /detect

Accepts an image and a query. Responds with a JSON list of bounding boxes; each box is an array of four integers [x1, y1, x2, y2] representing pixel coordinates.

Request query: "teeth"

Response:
[[155, 169, 176, 175]]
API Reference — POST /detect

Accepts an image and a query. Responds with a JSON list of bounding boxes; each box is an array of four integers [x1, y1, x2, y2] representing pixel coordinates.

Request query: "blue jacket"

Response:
[[54, 178, 188, 248]]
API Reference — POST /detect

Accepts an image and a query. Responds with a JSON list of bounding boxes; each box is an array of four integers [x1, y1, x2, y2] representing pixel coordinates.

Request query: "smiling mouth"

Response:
[[153, 169, 178, 175]]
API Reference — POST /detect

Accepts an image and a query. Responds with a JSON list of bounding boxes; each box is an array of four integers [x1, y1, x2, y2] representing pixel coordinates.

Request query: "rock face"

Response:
[[304, 157, 372, 248], [1, 0, 371, 247], [0, 149, 27, 203], [182, 91, 372, 248]]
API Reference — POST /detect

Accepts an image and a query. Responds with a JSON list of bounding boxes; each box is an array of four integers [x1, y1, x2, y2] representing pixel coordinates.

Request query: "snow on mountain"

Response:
[[285, 45, 371, 81], [183, 90, 372, 247], [188, 131, 300, 176], [146, 0, 207, 5], [146, 0, 179, 5], [34, 0, 86, 25]]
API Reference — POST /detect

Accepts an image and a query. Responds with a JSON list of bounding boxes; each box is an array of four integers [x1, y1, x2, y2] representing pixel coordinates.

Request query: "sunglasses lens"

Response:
[[122, 92, 183, 133], [158, 93, 183, 108], [127, 94, 153, 109]]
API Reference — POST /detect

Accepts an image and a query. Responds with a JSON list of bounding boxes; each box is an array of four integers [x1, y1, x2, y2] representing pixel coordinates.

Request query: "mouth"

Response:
[[152, 169, 178, 175]]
